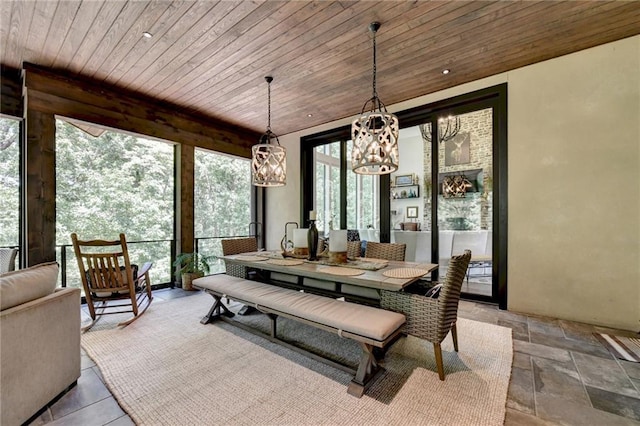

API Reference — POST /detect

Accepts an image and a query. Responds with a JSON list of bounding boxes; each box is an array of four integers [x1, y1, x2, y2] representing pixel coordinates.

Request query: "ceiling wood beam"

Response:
[[0, 65, 22, 117], [22, 63, 259, 157]]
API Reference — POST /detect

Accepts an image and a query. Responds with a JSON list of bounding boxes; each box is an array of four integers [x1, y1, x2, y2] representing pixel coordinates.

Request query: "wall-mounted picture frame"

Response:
[[406, 206, 419, 218], [445, 131, 471, 166], [394, 174, 414, 186]]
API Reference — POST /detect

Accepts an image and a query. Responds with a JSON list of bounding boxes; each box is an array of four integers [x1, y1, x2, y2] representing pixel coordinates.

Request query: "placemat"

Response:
[[267, 259, 304, 266], [310, 258, 388, 271], [320, 266, 364, 276], [234, 255, 269, 262], [382, 268, 431, 279]]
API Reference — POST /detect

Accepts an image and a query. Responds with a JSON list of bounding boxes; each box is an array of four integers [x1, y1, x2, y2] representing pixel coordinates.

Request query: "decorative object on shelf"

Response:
[[394, 174, 414, 186], [328, 230, 348, 264], [442, 175, 472, 198], [406, 206, 419, 218], [400, 222, 420, 231], [420, 115, 461, 143], [445, 131, 471, 166], [251, 76, 286, 187], [391, 184, 420, 199], [307, 211, 319, 261], [351, 22, 399, 175]]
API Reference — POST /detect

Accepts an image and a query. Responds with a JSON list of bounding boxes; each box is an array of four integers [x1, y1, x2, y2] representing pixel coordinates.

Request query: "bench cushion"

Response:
[[194, 274, 405, 342]]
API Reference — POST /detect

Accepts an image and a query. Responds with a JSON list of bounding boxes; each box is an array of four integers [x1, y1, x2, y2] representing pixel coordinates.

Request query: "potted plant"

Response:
[[173, 252, 211, 291]]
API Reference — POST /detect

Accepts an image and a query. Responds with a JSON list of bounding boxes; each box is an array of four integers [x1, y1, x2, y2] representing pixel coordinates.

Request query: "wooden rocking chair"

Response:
[[71, 233, 153, 331]]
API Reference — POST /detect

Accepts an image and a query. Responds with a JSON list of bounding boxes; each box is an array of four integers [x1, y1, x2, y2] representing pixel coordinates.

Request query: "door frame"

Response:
[[301, 83, 507, 308]]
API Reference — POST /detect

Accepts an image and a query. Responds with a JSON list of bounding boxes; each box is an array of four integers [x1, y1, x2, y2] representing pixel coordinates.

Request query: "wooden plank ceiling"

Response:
[[2, 1, 639, 136]]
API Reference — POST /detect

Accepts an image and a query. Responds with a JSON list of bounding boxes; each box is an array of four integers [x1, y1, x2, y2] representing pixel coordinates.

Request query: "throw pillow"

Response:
[[0, 262, 59, 311]]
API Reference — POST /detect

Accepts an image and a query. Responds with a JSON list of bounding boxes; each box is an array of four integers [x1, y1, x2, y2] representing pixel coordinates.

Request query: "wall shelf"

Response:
[[391, 185, 420, 200]]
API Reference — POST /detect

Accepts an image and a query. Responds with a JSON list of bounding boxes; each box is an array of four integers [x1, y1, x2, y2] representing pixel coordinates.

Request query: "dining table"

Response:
[[221, 251, 438, 305]]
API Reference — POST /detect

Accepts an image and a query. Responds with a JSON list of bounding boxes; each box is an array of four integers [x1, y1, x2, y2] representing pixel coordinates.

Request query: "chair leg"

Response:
[[451, 323, 459, 352], [433, 343, 445, 381]]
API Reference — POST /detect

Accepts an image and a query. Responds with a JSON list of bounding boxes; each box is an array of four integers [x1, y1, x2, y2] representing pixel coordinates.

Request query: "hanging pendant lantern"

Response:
[[251, 76, 286, 187], [351, 22, 399, 175]]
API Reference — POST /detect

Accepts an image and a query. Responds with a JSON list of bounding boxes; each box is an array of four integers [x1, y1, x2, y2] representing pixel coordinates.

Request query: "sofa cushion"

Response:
[[0, 262, 59, 311]]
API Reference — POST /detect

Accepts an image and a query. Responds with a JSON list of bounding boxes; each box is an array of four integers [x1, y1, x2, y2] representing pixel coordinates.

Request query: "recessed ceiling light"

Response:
[[442, 69, 450, 75], [307, 114, 313, 118], [142, 32, 153, 38]]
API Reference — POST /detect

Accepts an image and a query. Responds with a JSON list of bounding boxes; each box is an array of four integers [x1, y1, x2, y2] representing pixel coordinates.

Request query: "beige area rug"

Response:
[[82, 293, 513, 425]]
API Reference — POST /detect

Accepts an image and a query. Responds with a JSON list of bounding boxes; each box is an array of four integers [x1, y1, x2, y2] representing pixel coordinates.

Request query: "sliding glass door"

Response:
[[302, 84, 507, 307], [434, 108, 493, 297]]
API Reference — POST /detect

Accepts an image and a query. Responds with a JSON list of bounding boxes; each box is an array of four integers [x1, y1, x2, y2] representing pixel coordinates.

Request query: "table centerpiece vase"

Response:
[[307, 220, 319, 261]]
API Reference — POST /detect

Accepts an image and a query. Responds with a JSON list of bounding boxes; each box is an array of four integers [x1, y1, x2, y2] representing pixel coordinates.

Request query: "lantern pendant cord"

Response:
[[372, 28, 377, 108], [359, 25, 388, 115], [262, 78, 280, 146], [267, 81, 272, 132]]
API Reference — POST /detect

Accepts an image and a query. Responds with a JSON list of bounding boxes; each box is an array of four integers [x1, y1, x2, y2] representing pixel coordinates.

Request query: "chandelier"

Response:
[[351, 22, 399, 175], [442, 174, 472, 198], [420, 115, 461, 143], [251, 76, 286, 187]]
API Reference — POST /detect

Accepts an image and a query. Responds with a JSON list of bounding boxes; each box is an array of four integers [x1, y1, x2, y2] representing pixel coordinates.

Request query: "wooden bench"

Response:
[[193, 274, 406, 397]]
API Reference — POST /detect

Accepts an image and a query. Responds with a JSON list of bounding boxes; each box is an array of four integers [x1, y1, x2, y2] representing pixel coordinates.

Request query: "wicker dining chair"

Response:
[[71, 233, 153, 331], [221, 237, 258, 256], [364, 242, 406, 261], [347, 241, 362, 259], [380, 249, 472, 380], [221, 237, 258, 278], [221, 237, 259, 315], [0, 248, 18, 274]]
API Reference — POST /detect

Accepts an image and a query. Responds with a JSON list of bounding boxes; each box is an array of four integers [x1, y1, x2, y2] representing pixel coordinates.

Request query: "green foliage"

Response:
[[0, 118, 20, 247], [0, 118, 253, 284], [54, 121, 175, 287], [193, 149, 252, 272], [173, 252, 211, 275], [194, 149, 251, 240]]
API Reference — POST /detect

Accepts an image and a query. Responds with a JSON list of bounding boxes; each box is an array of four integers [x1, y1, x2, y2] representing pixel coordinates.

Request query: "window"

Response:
[[194, 149, 252, 272], [0, 117, 20, 268], [302, 136, 380, 240], [346, 140, 379, 232], [55, 120, 175, 289], [313, 142, 341, 235]]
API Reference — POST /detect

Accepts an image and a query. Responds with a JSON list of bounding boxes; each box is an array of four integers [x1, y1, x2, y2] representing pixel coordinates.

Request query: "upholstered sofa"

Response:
[[0, 262, 81, 426], [392, 230, 492, 263]]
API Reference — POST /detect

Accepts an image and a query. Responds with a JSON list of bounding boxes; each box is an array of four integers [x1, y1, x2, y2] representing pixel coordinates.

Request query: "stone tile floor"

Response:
[[29, 288, 640, 425]]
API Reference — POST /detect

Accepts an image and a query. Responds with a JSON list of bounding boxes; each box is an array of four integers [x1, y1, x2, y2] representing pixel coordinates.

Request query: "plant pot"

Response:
[[181, 272, 203, 291]]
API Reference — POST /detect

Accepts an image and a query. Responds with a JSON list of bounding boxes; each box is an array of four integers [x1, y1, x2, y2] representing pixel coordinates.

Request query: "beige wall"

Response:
[[267, 35, 640, 331]]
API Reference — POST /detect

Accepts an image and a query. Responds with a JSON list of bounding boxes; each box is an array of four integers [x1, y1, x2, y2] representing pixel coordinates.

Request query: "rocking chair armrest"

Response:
[[135, 262, 153, 282]]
